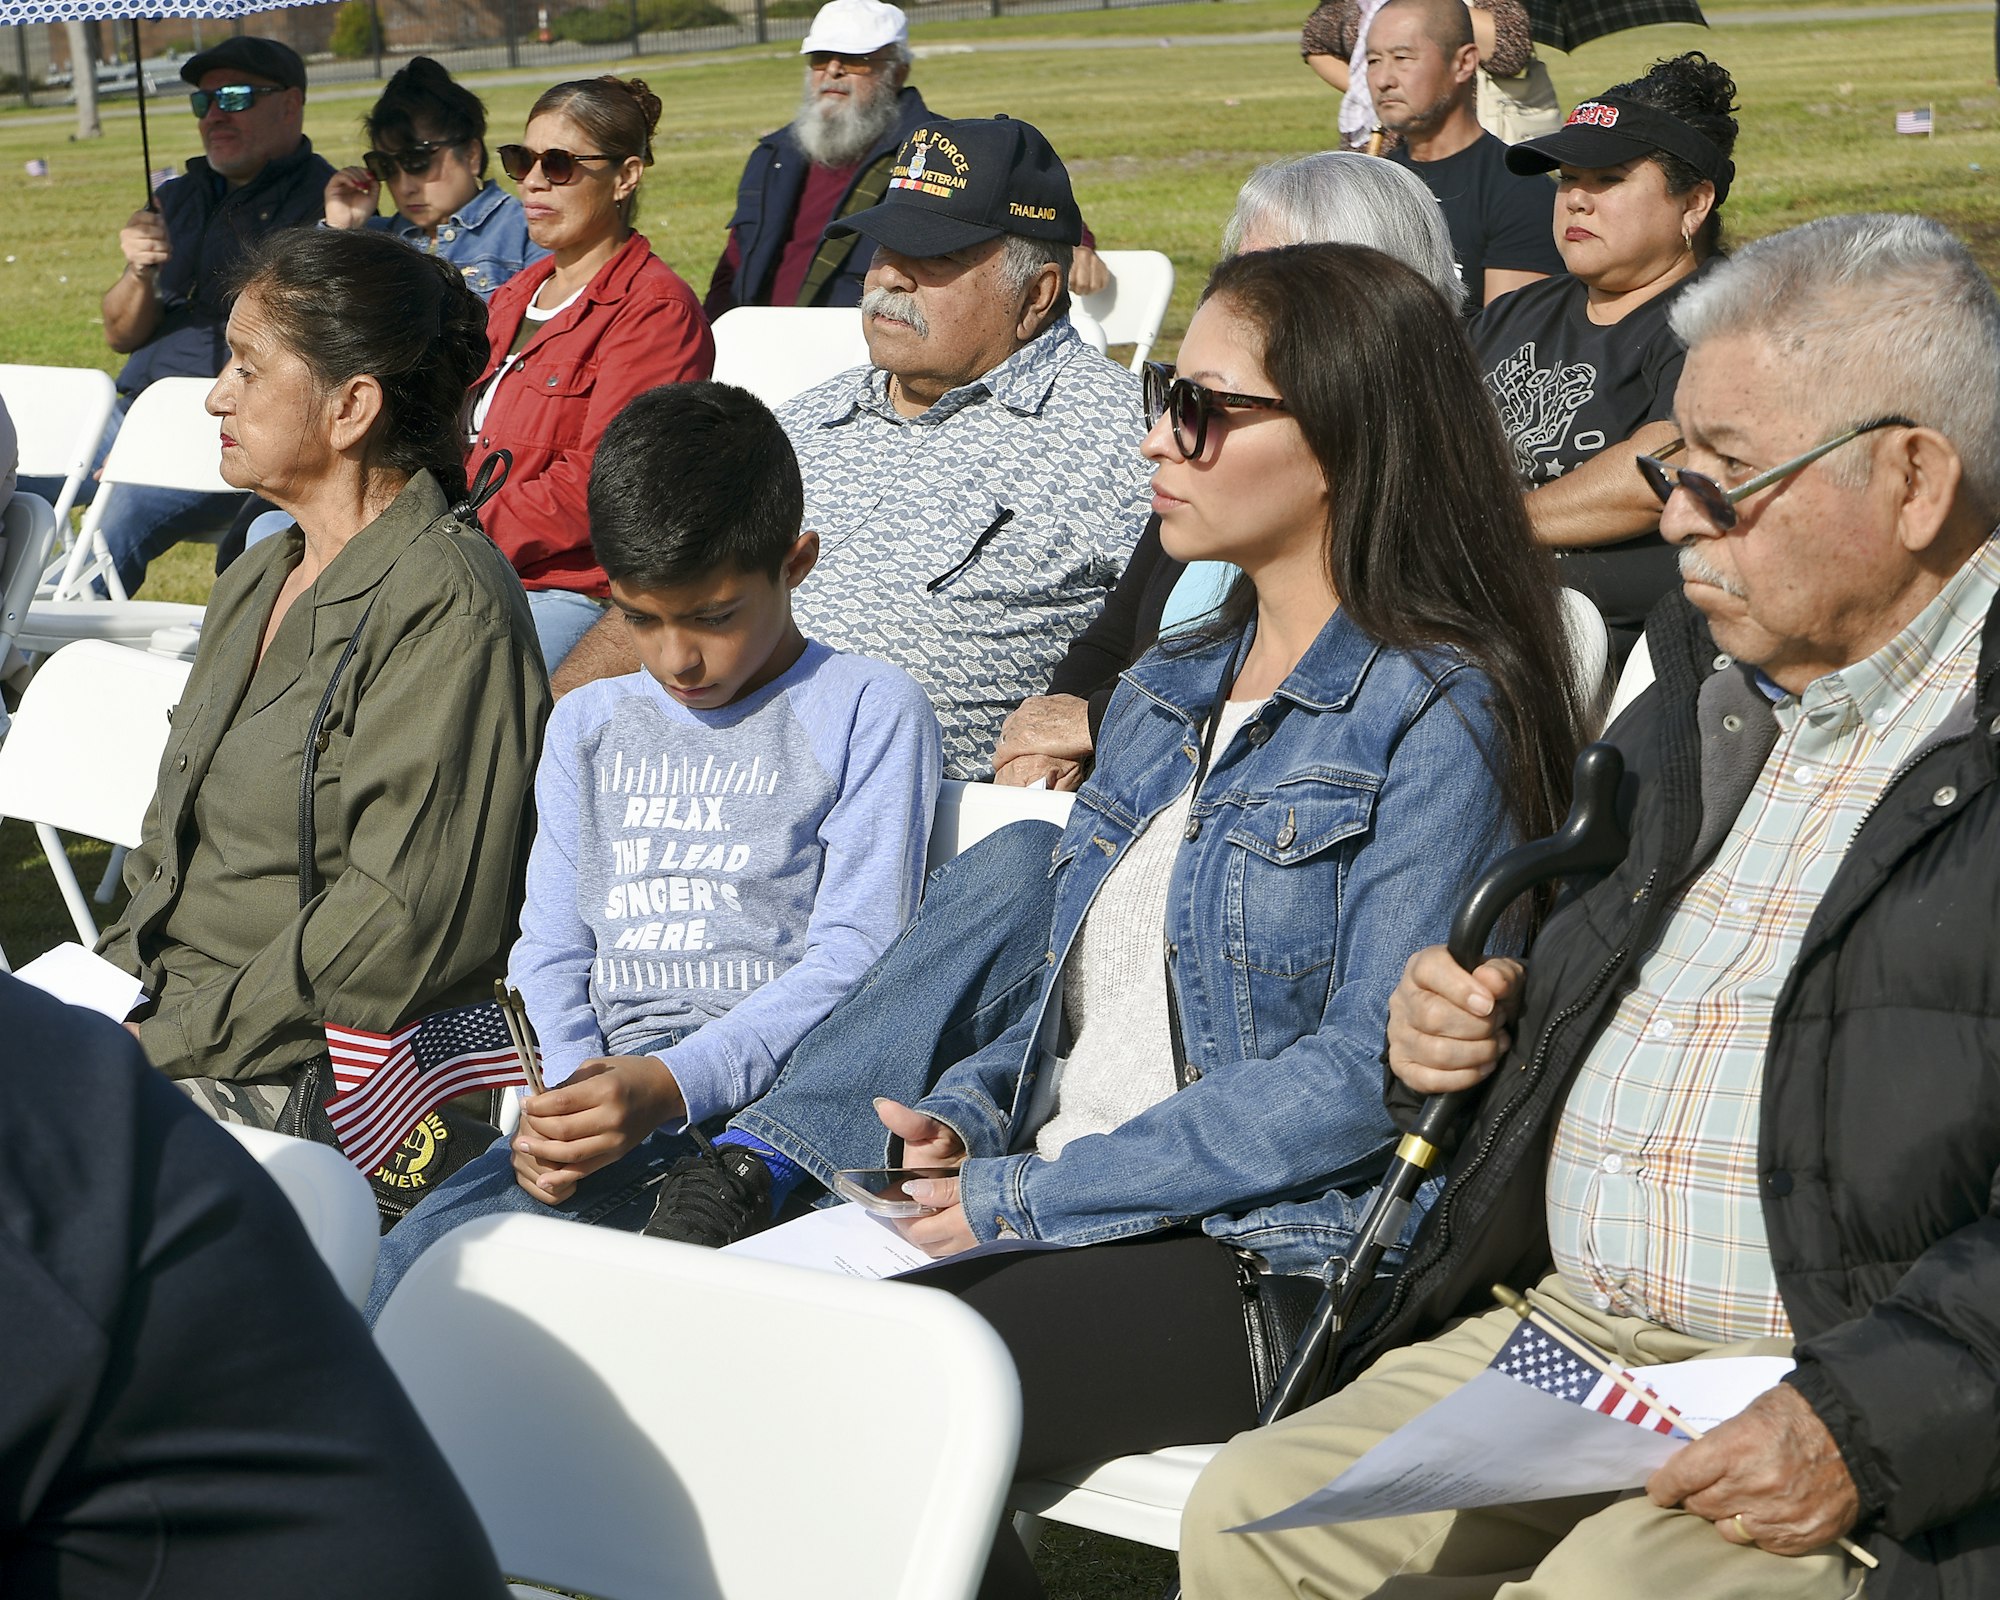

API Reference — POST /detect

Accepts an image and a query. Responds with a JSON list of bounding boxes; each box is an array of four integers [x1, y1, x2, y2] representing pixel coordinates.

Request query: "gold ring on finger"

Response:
[[1730, 1514, 1751, 1543]]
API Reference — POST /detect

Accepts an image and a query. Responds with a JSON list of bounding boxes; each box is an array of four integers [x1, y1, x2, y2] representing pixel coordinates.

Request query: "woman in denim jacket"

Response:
[[651, 244, 1582, 1594]]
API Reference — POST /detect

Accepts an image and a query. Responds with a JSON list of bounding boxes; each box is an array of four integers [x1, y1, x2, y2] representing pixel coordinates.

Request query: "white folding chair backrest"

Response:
[[709, 307, 873, 410], [928, 778, 1077, 872], [0, 639, 189, 946], [373, 1213, 1022, 1600], [0, 363, 116, 528], [221, 1125, 380, 1309], [1606, 634, 1656, 725], [0, 491, 58, 673], [1557, 587, 1612, 731], [54, 376, 229, 601], [1078, 250, 1176, 372]]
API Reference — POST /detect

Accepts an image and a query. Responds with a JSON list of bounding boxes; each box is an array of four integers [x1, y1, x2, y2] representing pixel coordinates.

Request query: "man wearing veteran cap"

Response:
[[702, 0, 1103, 319], [560, 115, 1148, 780], [94, 37, 331, 595], [1471, 52, 1739, 664]]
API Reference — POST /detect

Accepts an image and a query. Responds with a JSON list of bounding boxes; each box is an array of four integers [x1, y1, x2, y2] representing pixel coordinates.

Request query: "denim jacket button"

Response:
[[1184, 819, 1201, 842], [1247, 722, 1270, 746]]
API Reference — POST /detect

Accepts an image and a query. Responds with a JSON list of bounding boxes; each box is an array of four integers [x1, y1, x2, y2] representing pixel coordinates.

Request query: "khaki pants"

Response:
[[1180, 1277, 1866, 1600]]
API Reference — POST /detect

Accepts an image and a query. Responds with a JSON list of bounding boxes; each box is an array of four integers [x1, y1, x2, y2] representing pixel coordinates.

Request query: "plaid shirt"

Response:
[[1548, 537, 2000, 1342]]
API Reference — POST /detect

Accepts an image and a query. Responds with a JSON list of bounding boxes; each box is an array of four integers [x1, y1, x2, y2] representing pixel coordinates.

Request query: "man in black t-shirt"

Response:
[[1368, 0, 1563, 308]]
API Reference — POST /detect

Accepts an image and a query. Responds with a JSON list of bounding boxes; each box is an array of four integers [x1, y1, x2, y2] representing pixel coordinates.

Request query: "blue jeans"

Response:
[[365, 1028, 692, 1323], [731, 819, 1062, 1186], [526, 586, 606, 673]]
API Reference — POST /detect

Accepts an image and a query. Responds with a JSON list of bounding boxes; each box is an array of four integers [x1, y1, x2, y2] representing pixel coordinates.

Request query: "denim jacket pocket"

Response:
[[1222, 774, 1378, 978]]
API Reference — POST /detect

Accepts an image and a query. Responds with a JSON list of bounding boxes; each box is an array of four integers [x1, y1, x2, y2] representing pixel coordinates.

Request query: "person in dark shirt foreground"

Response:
[[0, 974, 507, 1599]]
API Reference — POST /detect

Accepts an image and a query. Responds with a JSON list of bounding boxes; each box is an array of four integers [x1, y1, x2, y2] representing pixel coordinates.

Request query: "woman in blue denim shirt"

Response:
[[652, 243, 1583, 1593], [322, 58, 547, 300]]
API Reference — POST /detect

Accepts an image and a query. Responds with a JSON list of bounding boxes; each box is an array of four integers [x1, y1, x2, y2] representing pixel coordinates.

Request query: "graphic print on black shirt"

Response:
[[1484, 339, 1601, 482]]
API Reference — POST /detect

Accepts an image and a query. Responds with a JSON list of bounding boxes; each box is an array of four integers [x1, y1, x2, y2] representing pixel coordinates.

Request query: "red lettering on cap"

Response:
[[1566, 101, 1619, 128]]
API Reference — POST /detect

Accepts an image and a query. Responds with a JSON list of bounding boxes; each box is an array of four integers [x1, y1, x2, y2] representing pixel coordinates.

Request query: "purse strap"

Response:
[[297, 591, 382, 909]]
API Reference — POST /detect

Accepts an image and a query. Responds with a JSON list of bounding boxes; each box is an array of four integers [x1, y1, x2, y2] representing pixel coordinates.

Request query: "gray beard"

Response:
[[791, 74, 901, 168]]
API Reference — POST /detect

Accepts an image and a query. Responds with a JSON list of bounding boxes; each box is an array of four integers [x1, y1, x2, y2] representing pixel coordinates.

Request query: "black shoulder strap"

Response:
[[297, 592, 382, 910]]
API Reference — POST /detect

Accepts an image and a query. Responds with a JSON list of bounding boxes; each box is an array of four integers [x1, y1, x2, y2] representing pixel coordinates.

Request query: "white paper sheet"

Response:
[[13, 942, 146, 1021], [1240, 1354, 1795, 1532], [721, 1200, 1065, 1280]]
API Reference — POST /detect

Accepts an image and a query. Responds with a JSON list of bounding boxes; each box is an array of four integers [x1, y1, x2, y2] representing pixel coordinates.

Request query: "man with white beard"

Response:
[[703, 0, 1104, 319]]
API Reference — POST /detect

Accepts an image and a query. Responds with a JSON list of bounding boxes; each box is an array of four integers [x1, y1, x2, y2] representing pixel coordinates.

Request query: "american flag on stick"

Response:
[[323, 999, 529, 1173], [1895, 106, 1934, 136], [1488, 1321, 1686, 1436]]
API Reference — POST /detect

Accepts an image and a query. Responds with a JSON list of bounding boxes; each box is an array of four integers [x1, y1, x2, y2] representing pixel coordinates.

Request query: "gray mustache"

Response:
[[860, 287, 929, 339], [1678, 547, 1748, 599]]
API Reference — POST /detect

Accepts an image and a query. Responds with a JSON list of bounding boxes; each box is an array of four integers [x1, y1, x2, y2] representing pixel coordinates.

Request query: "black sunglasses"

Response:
[[362, 139, 466, 181], [188, 84, 283, 117], [1636, 415, 1917, 530], [498, 144, 616, 185], [806, 48, 895, 71], [1142, 361, 1289, 460]]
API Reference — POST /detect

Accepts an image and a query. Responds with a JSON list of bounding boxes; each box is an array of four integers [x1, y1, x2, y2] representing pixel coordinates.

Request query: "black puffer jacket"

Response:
[[1341, 588, 2000, 1598]]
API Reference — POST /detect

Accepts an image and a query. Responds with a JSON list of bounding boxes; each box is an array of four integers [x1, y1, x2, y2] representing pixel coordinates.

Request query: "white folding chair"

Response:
[[709, 307, 874, 411], [42, 374, 229, 603], [221, 1125, 380, 1309], [1606, 634, 1656, 725], [0, 492, 58, 698], [372, 1213, 1022, 1600], [0, 639, 189, 959], [0, 362, 117, 530], [926, 778, 1077, 873], [1078, 250, 1176, 372]]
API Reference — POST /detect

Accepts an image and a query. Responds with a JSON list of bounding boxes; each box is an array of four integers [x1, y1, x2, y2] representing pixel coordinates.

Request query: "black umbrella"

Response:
[[1526, 0, 1708, 53]]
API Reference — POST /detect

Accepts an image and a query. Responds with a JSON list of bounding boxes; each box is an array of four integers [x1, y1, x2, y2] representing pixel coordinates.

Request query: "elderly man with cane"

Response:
[[1181, 211, 2000, 1600]]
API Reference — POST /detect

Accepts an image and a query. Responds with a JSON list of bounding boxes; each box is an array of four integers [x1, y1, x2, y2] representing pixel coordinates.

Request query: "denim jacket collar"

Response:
[[388, 176, 511, 239], [1122, 606, 1389, 724]]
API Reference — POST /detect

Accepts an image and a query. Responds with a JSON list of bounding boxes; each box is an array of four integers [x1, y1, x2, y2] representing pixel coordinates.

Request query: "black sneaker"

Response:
[[643, 1130, 774, 1247]]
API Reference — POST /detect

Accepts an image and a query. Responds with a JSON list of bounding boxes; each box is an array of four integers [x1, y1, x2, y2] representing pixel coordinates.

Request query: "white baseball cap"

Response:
[[799, 0, 908, 55]]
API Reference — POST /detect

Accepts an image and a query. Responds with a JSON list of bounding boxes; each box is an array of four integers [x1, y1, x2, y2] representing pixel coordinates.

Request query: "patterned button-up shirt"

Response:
[[777, 318, 1150, 779], [1548, 535, 2000, 1342]]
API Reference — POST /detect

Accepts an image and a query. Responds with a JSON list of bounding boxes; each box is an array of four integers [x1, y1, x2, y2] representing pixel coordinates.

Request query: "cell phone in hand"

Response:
[[831, 1167, 958, 1217]]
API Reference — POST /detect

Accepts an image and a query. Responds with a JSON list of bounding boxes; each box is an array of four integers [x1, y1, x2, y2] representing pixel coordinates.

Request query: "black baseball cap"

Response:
[[180, 37, 307, 93], [827, 115, 1083, 258], [1506, 94, 1732, 204]]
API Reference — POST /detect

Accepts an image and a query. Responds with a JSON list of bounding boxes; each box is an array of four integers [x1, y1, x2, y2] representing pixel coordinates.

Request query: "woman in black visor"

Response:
[[1472, 52, 1738, 667]]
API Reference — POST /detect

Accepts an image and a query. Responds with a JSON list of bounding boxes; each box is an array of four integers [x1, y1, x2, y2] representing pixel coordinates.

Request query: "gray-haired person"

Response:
[[1184, 211, 2000, 1600], [993, 150, 1464, 788]]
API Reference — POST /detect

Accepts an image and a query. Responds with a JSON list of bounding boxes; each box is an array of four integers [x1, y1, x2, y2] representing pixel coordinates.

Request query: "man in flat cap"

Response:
[[91, 37, 330, 595]]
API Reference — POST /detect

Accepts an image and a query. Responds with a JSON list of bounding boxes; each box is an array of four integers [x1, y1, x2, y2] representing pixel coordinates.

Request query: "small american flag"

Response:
[[1895, 107, 1934, 136], [1488, 1322, 1685, 1436], [324, 1000, 527, 1173]]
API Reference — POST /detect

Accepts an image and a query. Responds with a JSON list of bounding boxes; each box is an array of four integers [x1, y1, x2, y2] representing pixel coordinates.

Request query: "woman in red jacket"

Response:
[[468, 75, 715, 670]]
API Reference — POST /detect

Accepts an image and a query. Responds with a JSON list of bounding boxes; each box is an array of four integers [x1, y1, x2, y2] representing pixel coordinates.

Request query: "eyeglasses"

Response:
[[362, 139, 465, 181], [807, 49, 894, 71], [497, 144, 616, 185], [1636, 415, 1918, 530], [1142, 361, 1289, 460], [188, 84, 283, 117]]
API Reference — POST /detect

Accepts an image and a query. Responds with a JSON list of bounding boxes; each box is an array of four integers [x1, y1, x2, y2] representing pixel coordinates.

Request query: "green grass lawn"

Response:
[[0, 5, 1991, 1591]]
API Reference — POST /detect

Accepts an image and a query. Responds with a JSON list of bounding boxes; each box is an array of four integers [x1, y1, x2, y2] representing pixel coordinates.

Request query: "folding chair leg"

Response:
[[34, 821, 101, 945], [95, 845, 126, 905]]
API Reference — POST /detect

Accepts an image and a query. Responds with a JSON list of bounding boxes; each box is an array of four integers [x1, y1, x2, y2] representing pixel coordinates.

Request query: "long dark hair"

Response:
[[232, 227, 489, 502], [528, 75, 662, 228], [1194, 243, 1582, 847], [1606, 52, 1739, 257], [366, 55, 490, 177]]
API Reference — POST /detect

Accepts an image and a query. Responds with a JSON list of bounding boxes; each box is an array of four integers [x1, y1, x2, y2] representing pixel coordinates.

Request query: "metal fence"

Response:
[[3, 0, 1199, 106]]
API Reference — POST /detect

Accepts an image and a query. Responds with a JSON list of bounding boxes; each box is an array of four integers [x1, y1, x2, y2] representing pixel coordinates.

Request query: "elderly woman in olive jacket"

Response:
[[98, 228, 548, 1123]]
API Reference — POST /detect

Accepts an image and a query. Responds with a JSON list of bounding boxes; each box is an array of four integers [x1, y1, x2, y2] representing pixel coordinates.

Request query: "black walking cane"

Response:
[[1157, 742, 1630, 1600], [1254, 740, 1630, 1427]]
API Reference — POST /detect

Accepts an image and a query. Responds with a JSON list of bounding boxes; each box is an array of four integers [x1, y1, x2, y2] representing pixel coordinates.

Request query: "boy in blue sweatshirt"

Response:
[[366, 383, 940, 1319]]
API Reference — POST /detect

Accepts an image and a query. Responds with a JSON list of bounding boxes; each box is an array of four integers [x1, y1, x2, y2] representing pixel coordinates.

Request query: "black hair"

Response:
[[231, 227, 489, 503], [588, 383, 805, 590], [529, 75, 662, 228], [1192, 243, 1583, 852], [365, 56, 489, 177], [1606, 52, 1739, 256]]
